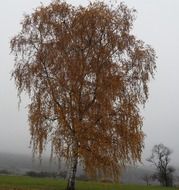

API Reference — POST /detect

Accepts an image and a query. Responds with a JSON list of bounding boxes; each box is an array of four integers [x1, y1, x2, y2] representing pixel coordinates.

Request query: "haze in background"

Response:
[[0, 0, 179, 165]]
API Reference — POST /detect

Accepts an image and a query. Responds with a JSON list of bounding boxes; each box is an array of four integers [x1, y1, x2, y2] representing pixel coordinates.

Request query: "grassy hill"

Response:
[[0, 176, 177, 190]]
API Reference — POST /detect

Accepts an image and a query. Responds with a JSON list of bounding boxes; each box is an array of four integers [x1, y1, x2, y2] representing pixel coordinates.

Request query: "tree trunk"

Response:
[[66, 143, 78, 190]]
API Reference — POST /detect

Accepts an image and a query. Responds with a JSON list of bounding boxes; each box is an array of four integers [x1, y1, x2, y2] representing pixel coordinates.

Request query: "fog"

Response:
[[0, 0, 179, 166]]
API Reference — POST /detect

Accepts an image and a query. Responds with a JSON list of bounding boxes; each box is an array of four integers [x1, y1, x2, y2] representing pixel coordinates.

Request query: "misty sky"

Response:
[[1, 0, 179, 166]]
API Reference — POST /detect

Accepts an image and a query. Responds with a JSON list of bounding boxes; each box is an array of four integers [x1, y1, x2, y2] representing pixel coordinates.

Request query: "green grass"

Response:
[[0, 175, 177, 190], [0, 175, 66, 190]]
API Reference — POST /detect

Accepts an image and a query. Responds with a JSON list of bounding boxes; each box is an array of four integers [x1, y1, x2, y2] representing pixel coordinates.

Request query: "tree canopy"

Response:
[[11, 1, 156, 189]]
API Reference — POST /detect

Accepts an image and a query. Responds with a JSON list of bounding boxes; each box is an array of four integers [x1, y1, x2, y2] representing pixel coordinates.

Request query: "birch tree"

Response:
[[11, 1, 156, 190]]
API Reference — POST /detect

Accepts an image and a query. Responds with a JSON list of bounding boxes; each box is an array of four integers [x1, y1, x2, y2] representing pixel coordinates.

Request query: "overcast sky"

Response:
[[0, 0, 179, 166]]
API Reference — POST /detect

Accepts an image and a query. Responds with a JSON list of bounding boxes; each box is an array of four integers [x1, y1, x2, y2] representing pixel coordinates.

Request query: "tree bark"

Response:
[[66, 143, 78, 190]]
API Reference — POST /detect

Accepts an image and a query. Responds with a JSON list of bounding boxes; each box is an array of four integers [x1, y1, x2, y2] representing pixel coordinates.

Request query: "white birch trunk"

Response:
[[66, 142, 78, 190]]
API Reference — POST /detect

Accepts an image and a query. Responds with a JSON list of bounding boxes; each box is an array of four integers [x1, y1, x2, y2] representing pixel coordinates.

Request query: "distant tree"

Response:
[[0, 169, 11, 175], [147, 144, 175, 187], [11, 1, 156, 190], [58, 170, 67, 179], [76, 173, 89, 181], [26, 171, 57, 178], [142, 174, 152, 186]]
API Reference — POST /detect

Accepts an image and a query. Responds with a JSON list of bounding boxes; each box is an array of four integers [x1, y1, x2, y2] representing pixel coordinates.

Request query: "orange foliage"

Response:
[[11, 0, 156, 184]]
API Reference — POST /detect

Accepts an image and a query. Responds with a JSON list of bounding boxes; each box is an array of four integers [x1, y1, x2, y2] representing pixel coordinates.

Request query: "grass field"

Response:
[[0, 175, 177, 190]]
